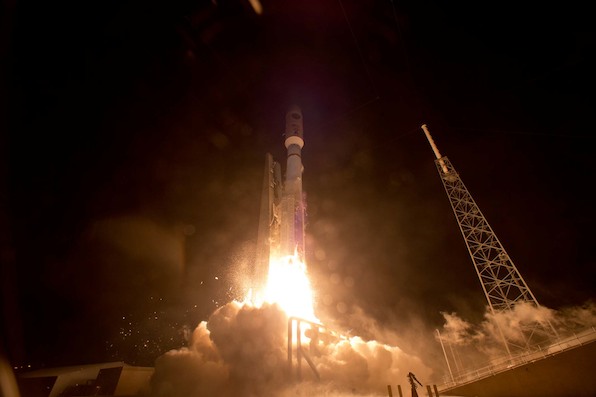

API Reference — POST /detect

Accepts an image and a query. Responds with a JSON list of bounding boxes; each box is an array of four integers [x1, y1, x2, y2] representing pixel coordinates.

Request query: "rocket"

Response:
[[280, 105, 305, 259], [253, 106, 306, 294]]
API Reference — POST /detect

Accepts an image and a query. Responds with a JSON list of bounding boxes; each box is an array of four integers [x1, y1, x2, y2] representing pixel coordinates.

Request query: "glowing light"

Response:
[[264, 255, 317, 321], [248, 0, 263, 15], [253, 254, 318, 322]]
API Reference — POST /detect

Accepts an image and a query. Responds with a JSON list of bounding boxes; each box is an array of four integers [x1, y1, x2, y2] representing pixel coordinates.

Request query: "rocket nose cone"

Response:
[[287, 105, 302, 116]]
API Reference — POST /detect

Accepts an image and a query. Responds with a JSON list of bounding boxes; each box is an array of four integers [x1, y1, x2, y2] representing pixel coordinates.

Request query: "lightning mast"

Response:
[[421, 124, 557, 354]]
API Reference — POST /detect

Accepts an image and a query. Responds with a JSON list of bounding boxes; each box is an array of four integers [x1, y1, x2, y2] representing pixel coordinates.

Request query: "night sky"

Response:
[[1, 0, 594, 369]]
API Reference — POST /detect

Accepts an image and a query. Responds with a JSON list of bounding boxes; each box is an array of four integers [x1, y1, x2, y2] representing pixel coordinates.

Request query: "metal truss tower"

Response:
[[421, 125, 557, 354]]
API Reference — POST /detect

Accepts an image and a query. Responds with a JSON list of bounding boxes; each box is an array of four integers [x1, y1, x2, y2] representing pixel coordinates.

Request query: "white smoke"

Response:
[[437, 300, 596, 369], [481, 302, 557, 345], [440, 312, 473, 346], [150, 301, 433, 397], [555, 300, 596, 330]]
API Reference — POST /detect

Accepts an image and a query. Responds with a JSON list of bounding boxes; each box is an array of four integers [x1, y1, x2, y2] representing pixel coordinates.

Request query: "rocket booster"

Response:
[[253, 106, 306, 296], [280, 106, 306, 259]]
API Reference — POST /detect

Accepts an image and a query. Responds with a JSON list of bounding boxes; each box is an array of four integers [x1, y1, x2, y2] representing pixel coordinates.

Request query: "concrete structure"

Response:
[[17, 362, 153, 397]]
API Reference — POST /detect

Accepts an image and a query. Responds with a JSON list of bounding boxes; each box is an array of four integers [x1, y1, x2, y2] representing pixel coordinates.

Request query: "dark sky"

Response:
[[1, 0, 594, 368]]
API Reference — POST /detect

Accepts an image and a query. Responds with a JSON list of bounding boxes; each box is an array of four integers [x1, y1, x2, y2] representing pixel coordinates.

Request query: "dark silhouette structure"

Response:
[[407, 372, 422, 397]]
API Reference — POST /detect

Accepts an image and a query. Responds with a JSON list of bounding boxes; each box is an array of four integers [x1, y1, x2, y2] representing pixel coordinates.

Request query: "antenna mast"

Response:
[[421, 124, 557, 354]]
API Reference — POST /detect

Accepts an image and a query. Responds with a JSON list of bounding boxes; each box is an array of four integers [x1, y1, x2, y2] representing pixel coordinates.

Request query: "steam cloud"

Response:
[[150, 301, 432, 397], [437, 300, 596, 369]]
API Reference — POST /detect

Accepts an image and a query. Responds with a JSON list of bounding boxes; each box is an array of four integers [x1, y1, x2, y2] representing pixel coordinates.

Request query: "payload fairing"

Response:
[[253, 106, 306, 295]]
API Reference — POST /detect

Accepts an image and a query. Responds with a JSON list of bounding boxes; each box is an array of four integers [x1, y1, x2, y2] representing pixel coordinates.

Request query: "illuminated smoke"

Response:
[[555, 300, 596, 330], [150, 300, 433, 397], [440, 312, 473, 345], [437, 300, 596, 361], [482, 302, 557, 345]]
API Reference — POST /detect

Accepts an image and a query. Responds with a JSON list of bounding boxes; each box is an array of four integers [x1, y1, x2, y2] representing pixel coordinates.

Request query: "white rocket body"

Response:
[[280, 106, 305, 260]]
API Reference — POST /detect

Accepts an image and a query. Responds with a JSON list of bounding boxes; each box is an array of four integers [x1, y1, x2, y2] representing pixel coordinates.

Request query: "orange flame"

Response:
[[248, 254, 318, 322]]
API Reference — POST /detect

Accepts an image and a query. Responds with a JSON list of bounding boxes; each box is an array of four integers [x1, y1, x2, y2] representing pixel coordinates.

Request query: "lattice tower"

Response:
[[422, 125, 558, 354]]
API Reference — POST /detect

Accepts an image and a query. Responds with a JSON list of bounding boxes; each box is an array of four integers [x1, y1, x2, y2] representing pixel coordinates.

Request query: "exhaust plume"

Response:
[[150, 300, 433, 397]]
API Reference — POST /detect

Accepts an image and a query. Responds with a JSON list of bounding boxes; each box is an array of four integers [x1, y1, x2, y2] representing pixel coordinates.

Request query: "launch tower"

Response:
[[422, 124, 558, 355]]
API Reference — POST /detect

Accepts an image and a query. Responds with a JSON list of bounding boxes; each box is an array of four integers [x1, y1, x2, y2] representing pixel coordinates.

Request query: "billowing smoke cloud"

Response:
[[150, 301, 433, 397], [440, 312, 473, 346], [437, 300, 596, 371], [555, 301, 596, 331], [482, 302, 557, 345]]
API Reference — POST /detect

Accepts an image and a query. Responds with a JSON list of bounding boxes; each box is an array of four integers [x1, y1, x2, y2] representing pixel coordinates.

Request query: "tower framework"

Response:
[[422, 125, 557, 354]]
